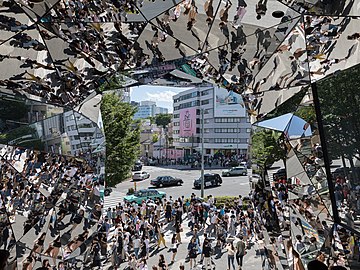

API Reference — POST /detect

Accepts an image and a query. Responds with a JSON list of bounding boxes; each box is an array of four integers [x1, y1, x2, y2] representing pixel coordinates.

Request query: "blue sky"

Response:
[[130, 85, 192, 113]]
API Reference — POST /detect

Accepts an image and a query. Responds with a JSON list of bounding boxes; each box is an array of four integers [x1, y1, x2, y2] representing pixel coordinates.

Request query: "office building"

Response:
[[133, 100, 169, 119], [172, 84, 251, 157]]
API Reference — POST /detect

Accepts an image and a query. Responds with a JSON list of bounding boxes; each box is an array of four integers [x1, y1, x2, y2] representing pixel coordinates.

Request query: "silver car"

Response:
[[222, 167, 247, 177], [132, 171, 150, 181]]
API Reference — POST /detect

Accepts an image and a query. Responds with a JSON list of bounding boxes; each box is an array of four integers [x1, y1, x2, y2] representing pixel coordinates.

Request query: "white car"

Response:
[[133, 171, 150, 181]]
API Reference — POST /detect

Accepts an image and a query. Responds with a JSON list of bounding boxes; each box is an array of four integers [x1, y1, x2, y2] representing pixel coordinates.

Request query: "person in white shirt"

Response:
[[133, 235, 141, 259], [226, 242, 236, 270]]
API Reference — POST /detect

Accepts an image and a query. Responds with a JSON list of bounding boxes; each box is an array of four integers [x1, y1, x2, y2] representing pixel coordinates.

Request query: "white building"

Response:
[[133, 100, 169, 119], [172, 84, 251, 158], [63, 111, 105, 156]]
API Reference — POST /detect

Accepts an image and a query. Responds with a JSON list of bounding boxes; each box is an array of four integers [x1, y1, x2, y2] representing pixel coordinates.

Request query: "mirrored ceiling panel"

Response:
[[317, 62, 360, 232], [288, 198, 333, 266], [0, 110, 104, 156], [31, 0, 146, 23], [244, 86, 303, 123], [14, 0, 60, 21], [306, 16, 360, 83], [279, 0, 360, 16], [149, 0, 223, 52], [0, 3, 36, 42], [130, 22, 199, 66], [136, 0, 183, 21], [0, 92, 64, 135], [251, 18, 310, 93]]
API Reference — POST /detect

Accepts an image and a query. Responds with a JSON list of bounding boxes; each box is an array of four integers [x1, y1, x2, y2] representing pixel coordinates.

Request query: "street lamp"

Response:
[[201, 109, 205, 198], [236, 118, 239, 159]]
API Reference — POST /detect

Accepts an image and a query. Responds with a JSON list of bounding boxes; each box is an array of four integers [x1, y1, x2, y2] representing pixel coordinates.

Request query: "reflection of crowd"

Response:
[[0, 0, 146, 106], [0, 144, 103, 269], [259, 139, 360, 270]]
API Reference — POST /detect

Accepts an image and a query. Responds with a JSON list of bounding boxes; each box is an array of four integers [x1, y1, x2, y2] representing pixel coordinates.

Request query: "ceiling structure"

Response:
[[0, 0, 360, 269]]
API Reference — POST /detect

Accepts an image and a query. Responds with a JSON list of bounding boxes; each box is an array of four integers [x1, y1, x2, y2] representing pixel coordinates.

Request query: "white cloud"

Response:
[[146, 90, 178, 102]]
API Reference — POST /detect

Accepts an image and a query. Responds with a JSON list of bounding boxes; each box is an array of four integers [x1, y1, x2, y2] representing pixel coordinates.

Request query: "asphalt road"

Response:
[[105, 165, 251, 210]]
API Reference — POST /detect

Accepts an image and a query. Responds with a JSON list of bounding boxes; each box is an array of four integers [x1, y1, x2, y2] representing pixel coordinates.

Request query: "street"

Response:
[[104, 166, 262, 270], [105, 166, 252, 210]]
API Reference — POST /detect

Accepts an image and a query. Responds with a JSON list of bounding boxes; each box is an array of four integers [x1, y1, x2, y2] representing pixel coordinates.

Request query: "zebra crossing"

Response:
[[103, 190, 126, 210]]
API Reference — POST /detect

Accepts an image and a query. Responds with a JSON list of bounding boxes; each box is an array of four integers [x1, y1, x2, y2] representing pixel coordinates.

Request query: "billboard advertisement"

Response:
[[214, 87, 246, 117], [179, 107, 197, 137]]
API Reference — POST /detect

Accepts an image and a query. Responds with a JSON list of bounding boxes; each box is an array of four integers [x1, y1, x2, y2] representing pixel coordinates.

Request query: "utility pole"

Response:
[[201, 108, 205, 198], [236, 118, 239, 159]]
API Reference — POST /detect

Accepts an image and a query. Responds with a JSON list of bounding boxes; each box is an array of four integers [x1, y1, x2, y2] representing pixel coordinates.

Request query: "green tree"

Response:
[[317, 65, 360, 162], [0, 99, 27, 120], [155, 113, 172, 128], [152, 134, 159, 143], [251, 128, 286, 168], [101, 93, 140, 186]]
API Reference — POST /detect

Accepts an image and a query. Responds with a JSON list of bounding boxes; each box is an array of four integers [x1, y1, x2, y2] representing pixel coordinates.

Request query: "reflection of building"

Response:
[[133, 101, 169, 119], [172, 84, 251, 157], [63, 111, 104, 156]]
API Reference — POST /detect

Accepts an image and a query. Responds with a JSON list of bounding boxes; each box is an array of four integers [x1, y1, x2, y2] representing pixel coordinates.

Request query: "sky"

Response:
[[130, 85, 192, 113]]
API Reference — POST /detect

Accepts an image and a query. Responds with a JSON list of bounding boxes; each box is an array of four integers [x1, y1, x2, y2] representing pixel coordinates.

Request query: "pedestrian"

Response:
[[202, 235, 212, 270], [133, 234, 141, 259], [188, 237, 198, 269], [226, 242, 236, 270], [170, 234, 178, 263], [158, 254, 168, 270], [157, 223, 167, 249], [236, 236, 246, 269]]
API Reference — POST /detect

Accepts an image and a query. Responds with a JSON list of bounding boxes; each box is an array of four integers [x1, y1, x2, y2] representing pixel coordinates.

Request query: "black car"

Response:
[[332, 167, 351, 179], [150, 176, 183, 187], [273, 168, 286, 180], [132, 161, 143, 171], [193, 173, 222, 189], [104, 187, 112, 196]]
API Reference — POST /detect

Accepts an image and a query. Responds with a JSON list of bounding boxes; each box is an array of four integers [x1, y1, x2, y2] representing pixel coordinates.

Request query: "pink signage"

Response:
[[162, 149, 184, 159], [179, 107, 197, 137]]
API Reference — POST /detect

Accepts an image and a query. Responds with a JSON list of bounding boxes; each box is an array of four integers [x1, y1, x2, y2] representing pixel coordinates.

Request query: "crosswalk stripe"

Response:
[[104, 191, 125, 209]]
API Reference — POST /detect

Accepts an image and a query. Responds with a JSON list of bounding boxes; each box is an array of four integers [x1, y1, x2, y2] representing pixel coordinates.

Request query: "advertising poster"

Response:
[[179, 107, 197, 137], [214, 87, 246, 117]]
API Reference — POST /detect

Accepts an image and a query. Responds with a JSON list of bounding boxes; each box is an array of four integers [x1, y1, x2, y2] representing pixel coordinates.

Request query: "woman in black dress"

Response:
[[170, 234, 178, 263], [187, 237, 198, 269], [158, 254, 168, 270]]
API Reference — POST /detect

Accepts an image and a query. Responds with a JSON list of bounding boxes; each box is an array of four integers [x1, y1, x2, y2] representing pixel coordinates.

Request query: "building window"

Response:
[[246, 128, 251, 133], [173, 114, 179, 119], [201, 90, 209, 96], [201, 99, 210, 105]]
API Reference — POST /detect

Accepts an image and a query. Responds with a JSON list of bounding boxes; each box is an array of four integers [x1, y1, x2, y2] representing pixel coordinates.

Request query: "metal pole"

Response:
[[311, 82, 340, 223], [201, 109, 205, 198], [236, 118, 239, 159]]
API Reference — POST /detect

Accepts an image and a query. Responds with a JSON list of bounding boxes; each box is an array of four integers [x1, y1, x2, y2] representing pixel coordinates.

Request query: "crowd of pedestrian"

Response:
[[261, 140, 360, 270], [0, 144, 104, 269], [102, 188, 281, 270]]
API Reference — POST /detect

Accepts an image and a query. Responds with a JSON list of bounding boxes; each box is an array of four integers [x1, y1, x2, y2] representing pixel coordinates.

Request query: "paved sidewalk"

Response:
[[151, 164, 229, 171]]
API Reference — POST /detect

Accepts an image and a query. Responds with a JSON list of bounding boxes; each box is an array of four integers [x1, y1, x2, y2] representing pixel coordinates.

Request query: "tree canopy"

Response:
[[101, 93, 140, 186], [251, 128, 286, 168], [317, 65, 360, 161], [155, 113, 172, 128]]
